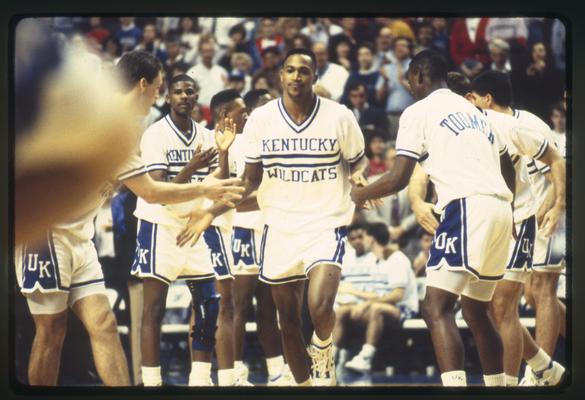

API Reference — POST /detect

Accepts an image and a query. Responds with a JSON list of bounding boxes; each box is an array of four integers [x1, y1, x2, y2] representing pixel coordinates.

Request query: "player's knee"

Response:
[[87, 308, 119, 339], [309, 296, 335, 320], [35, 314, 68, 343], [532, 273, 558, 296], [191, 295, 220, 352], [421, 298, 450, 327]]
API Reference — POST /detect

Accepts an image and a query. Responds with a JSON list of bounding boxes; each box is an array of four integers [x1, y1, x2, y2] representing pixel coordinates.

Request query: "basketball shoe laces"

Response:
[[310, 344, 333, 379]]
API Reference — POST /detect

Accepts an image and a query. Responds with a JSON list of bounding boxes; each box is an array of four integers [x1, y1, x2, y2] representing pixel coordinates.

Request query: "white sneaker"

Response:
[[309, 343, 336, 386], [235, 364, 254, 386], [519, 366, 536, 386], [344, 354, 372, 374], [189, 378, 214, 386], [532, 361, 565, 386], [267, 365, 295, 386]]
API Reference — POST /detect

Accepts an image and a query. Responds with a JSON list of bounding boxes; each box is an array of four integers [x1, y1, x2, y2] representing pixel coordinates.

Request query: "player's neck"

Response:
[[282, 93, 317, 124], [493, 104, 512, 115], [170, 111, 192, 134]]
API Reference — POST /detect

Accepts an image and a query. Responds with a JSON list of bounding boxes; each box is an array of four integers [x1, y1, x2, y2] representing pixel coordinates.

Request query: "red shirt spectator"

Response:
[[449, 18, 490, 67]]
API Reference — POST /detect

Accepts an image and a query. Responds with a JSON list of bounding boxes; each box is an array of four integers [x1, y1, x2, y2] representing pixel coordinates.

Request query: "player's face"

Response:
[[280, 54, 316, 99], [348, 229, 366, 254], [139, 71, 163, 116], [225, 98, 248, 133], [468, 91, 491, 109], [168, 80, 198, 116]]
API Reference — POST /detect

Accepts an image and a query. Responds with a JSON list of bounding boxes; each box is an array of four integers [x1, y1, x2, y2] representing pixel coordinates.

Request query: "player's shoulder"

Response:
[[142, 115, 170, 138], [516, 109, 550, 130]]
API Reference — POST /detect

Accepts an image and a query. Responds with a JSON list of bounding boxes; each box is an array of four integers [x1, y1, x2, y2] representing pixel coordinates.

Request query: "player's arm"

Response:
[[535, 172, 555, 226], [172, 144, 218, 184], [534, 145, 566, 236], [176, 162, 263, 247], [235, 191, 260, 212], [214, 117, 237, 180], [499, 151, 516, 204], [377, 287, 405, 305], [122, 172, 243, 206], [351, 156, 417, 205], [408, 163, 439, 234]]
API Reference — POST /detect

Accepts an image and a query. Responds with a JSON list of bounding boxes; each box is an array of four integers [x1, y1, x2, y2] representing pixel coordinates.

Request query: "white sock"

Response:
[[483, 373, 506, 386], [189, 362, 211, 386], [338, 348, 350, 363], [218, 368, 236, 386], [441, 370, 467, 386], [505, 374, 519, 386], [297, 377, 312, 386], [142, 365, 162, 386], [311, 332, 332, 347], [266, 355, 285, 378], [526, 348, 552, 373], [234, 360, 244, 371], [360, 344, 376, 359]]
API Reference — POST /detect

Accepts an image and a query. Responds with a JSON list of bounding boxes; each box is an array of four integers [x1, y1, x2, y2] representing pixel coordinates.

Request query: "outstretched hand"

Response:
[[187, 144, 218, 171], [176, 208, 215, 247], [349, 173, 383, 209], [200, 172, 244, 208], [215, 117, 237, 152], [412, 201, 439, 235]]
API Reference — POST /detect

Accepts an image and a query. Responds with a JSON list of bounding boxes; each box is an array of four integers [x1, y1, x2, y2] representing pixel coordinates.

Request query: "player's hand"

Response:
[[176, 208, 215, 247], [215, 117, 237, 152], [540, 205, 562, 237], [349, 173, 383, 209], [389, 226, 405, 241], [412, 201, 439, 235], [200, 174, 244, 207], [188, 144, 218, 171]]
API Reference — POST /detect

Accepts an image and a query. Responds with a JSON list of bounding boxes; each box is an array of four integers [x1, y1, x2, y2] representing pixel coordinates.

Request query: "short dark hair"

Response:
[[282, 48, 317, 71], [348, 223, 365, 234], [115, 50, 163, 92], [408, 49, 448, 83], [243, 89, 270, 109], [347, 80, 366, 94], [471, 70, 513, 107], [228, 23, 246, 38], [168, 73, 198, 90], [210, 89, 242, 119], [357, 42, 375, 54], [366, 223, 390, 246], [447, 71, 471, 97], [262, 45, 281, 57]]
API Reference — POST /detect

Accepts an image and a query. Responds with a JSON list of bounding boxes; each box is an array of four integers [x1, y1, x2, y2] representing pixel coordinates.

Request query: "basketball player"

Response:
[[470, 71, 566, 386], [15, 51, 242, 387], [177, 48, 368, 386], [131, 74, 240, 387], [351, 50, 516, 387], [229, 89, 292, 386]]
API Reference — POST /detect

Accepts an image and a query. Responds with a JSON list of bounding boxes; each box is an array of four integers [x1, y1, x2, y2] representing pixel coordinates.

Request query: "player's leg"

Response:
[[489, 279, 524, 384], [26, 292, 69, 385], [215, 278, 236, 385], [531, 271, 561, 356], [255, 281, 287, 383], [559, 299, 566, 338], [346, 303, 401, 373], [271, 280, 311, 385], [71, 292, 130, 386], [127, 279, 143, 385], [139, 277, 169, 386], [187, 279, 219, 386], [460, 286, 504, 386], [232, 274, 258, 372]]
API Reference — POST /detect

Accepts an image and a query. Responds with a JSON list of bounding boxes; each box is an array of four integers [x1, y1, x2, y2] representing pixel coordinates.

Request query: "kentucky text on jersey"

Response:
[[167, 149, 195, 163], [261, 138, 338, 153], [439, 111, 494, 143]]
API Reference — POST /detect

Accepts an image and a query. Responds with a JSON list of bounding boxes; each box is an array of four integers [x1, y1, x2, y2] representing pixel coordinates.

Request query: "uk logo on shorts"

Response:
[[131, 220, 157, 277], [507, 216, 536, 270], [203, 227, 232, 278], [428, 199, 466, 270], [232, 227, 257, 266], [20, 233, 62, 292]]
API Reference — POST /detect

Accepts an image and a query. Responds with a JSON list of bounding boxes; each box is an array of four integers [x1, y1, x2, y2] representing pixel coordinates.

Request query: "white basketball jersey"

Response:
[[244, 96, 366, 233], [133, 114, 218, 227], [395, 88, 513, 213], [55, 154, 145, 241], [484, 109, 548, 222], [230, 134, 262, 229]]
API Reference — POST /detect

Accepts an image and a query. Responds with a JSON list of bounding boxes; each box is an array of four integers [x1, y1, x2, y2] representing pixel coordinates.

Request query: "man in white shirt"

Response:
[[351, 50, 516, 387], [187, 38, 228, 106], [312, 41, 349, 102]]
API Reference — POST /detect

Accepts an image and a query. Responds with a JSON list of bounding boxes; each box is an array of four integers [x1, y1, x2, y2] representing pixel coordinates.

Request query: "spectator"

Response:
[[252, 46, 282, 94], [550, 18, 566, 71], [488, 38, 512, 74], [412, 229, 433, 277], [291, 32, 313, 50], [217, 23, 251, 72], [387, 18, 415, 41], [513, 41, 564, 121], [178, 17, 201, 65], [336, 223, 419, 375], [116, 17, 142, 52], [300, 17, 342, 46], [376, 36, 415, 140], [362, 146, 419, 258], [279, 17, 303, 53], [331, 36, 356, 72], [345, 82, 389, 135], [135, 23, 167, 63], [414, 21, 434, 55], [163, 32, 186, 77], [198, 17, 246, 49], [86, 17, 111, 47], [312, 41, 349, 102], [190, 103, 207, 126], [226, 70, 247, 95], [169, 61, 191, 78], [373, 26, 394, 69], [549, 101, 566, 156], [342, 43, 381, 107], [186, 37, 228, 106], [255, 18, 284, 56], [449, 17, 490, 79], [102, 36, 122, 62], [230, 52, 253, 93], [251, 71, 279, 98], [430, 18, 450, 63], [364, 129, 388, 177]]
